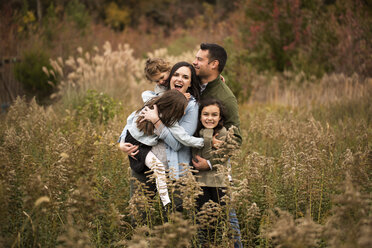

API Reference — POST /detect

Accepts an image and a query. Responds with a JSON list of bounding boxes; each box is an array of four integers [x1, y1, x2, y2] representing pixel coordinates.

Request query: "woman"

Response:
[[119, 61, 201, 208], [143, 61, 201, 178]]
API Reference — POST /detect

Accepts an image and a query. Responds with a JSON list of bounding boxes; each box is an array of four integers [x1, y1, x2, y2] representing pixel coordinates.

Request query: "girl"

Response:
[[192, 98, 231, 245], [121, 89, 203, 207], [192, 98, 229, 207]]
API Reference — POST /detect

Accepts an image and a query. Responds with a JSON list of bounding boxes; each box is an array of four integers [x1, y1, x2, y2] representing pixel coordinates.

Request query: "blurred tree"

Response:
[[242, 0, 318, 72], [236, 0, 372, 77], [104, 2, 131, 30], [1, 0, 240, 31]]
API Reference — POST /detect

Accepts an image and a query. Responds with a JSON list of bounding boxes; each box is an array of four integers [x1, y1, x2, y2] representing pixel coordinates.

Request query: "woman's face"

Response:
[[170, 66, 192, 94], [200, 104, 221, 129]]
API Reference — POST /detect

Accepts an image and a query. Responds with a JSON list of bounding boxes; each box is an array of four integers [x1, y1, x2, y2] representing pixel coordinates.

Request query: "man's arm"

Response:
[[222, 96, 242, 146]]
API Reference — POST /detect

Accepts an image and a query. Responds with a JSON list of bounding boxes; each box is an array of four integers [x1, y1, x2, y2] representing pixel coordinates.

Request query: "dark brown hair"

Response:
[[136, 90, 188, 135], [165, 61, 201, 101], [200, 43, 227, 73]]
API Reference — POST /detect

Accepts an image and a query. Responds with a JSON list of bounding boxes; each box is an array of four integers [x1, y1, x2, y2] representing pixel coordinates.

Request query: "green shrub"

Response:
[[76, 90, 122, 124], [65, 0, 90, 31], [14, 49, 57, 101]]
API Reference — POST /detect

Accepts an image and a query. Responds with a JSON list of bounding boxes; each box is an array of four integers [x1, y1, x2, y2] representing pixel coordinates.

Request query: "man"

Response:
[[192, 43, 242, 168], [192, 43, 243, 248]]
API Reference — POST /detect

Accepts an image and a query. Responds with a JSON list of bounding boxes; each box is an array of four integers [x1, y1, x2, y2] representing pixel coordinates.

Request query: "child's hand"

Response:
[[183, 92, 191, 101], [119, 142, 139, 159], [212, 133, 223, 148], [140, 105, 160, 123]]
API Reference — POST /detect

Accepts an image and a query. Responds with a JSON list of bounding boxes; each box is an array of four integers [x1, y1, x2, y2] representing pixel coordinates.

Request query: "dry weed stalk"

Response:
[[128, 176, 156, 227], [266, 209, 323, 248], [125, 212, 196, 248], [196, 200, 226, 238], [1, 96, 131, 246], [324, 173, 372, 248], [57, 214, 92, 248], [177, 166, 203, 214]]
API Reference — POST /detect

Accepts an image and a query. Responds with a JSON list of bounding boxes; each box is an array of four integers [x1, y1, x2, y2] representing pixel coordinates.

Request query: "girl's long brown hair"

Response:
[[136, 90, 188, 135]]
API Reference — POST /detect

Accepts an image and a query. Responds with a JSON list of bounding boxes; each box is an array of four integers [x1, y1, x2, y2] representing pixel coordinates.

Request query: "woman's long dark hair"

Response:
[[165, 61, 201, 101], [136, 90, 188, 136], [195, 98, 226, 136]]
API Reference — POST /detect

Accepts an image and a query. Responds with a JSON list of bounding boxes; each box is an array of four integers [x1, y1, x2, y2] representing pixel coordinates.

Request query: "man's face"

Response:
[[193, 49, 212, 78]]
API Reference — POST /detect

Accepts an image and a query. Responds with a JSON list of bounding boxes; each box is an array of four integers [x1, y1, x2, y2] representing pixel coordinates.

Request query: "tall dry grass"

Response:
[[248, 71, 372, 107], [1, 43, 371, 247], [47, 42, 196, 108]]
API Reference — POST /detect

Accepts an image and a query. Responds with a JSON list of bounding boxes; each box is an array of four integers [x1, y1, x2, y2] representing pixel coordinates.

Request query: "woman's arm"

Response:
[[167, 122, 204, 148], [140, 100, 199, 151], [118, 123, 128, 143], [140, 105, 203, 148], [118, 141, 139, 157], [157, 101, 199, 151]]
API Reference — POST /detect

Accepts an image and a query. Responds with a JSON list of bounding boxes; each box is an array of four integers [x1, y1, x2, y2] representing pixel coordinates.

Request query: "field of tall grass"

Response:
[[0, 43, 371, 247]]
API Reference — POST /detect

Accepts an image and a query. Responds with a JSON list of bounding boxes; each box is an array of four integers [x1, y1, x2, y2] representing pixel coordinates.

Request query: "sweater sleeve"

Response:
[[200, 128, 214, 159], [223, 96, 242, 146], [208, 127, 229, 169]]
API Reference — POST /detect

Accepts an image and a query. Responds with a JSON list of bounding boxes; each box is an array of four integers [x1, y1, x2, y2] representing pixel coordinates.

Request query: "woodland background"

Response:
[[0, 0, 371, 247]]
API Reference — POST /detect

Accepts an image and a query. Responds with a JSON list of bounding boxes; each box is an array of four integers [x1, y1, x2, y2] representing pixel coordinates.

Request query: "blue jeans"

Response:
[[229, 208, 243, 248]]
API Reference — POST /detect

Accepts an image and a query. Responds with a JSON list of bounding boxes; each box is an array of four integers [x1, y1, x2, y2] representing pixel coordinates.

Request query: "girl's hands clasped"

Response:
[[140, 105, 160, 124]]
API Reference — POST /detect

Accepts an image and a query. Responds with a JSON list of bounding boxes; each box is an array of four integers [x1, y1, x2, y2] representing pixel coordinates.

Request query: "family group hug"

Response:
[[118, 43, 243, 247]]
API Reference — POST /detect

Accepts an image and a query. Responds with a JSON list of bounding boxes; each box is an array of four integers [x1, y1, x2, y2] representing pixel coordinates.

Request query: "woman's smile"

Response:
[[170, 66, 191, 94]]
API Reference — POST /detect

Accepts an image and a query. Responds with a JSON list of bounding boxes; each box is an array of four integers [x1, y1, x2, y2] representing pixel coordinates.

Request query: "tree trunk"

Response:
[[36, 0, 42, 22]]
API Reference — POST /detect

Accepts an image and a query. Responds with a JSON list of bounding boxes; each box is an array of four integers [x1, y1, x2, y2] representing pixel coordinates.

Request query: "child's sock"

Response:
[[145, 151, 171, 206]]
